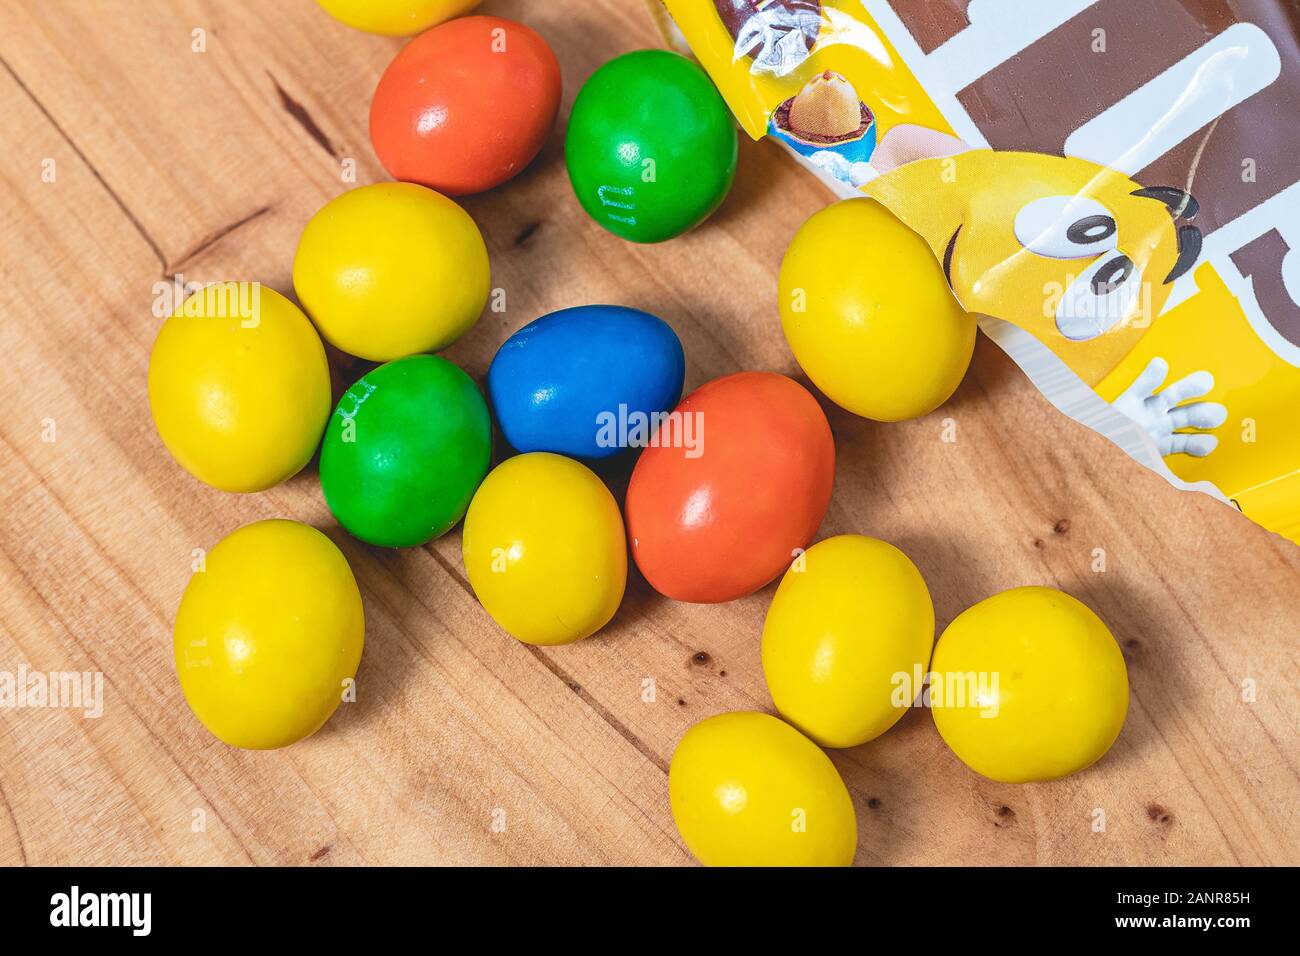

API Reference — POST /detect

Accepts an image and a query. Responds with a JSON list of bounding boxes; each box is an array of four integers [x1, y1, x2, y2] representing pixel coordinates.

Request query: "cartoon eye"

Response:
[[1015, 196, 1119, 259], [1056, 250, 1143, 341]]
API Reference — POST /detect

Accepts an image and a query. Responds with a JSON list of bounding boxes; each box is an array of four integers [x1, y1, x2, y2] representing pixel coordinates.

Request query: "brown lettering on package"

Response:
[[1138, 3, 1300, 235], [1231, 230, 1300, 348], [953, 0, 1210, 160], [884, 0, 975, 54], [949, 0, 1300, 235]]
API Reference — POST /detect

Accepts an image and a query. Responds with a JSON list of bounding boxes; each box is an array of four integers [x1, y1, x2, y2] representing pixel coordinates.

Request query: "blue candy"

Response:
[[488, 305, 686, 459]]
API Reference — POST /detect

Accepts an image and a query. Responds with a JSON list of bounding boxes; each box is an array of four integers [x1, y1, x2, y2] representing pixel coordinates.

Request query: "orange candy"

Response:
[[369, 15, 561, 196], [625, 371, 836, 603]]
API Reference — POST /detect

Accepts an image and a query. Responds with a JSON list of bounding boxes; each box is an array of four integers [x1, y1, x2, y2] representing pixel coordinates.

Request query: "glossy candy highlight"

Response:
[[487, 305, 686, 459], [763, 535, 936, 748], [930, 586, 1129, 783], [293, 182, 489, 362], [148, 284, 331, 493], [174, 520, 365, 750], [320, 355, 491, 548], [462, 452, 627, 646], [371, 16, 561, 195], [566, 50, 737, 243], [779, 199, 976, 422], [669, 711, 857, 867], [625, 371, 834, 603]]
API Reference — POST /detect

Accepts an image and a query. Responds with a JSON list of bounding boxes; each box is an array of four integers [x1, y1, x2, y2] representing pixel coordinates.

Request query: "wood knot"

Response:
[[691, 651, 712, 667], [1053, 518, 1071, 534], [514, 221, 541, 246], [1147, 804, 1173, 825]]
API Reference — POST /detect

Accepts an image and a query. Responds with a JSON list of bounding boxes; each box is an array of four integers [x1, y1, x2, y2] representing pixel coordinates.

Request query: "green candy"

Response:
[[565, 50, 738, 244], [320, 355, 491, 548]]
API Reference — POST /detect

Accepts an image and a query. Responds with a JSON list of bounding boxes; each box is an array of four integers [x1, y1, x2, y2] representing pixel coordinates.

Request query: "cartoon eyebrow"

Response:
[[1166, 224, 1202, 283], [1131, 185, 1200, 220]]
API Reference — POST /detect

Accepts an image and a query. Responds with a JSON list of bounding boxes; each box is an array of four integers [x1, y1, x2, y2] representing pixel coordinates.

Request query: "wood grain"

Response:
[[0, 0, 1296, 866]]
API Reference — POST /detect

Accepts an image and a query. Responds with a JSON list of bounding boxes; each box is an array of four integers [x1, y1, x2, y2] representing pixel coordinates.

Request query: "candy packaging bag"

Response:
[[658, 0, 1300, 544]]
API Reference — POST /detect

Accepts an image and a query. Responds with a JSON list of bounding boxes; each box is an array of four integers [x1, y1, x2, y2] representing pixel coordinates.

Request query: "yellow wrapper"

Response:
[[659, 0, 1300, 544]]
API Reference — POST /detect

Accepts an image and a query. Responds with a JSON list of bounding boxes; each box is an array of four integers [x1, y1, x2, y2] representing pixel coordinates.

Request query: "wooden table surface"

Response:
[[0, 0, 1296, 867]]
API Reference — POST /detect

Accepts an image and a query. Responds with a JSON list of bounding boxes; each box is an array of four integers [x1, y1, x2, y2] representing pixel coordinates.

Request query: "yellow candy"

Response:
[[174, 520, 365, 750], [314, 0, 481, 36], [930, 586, 1129, 783], [762, 535, 934, 748], [293, 182, 489, 361], [669, 712, 857, 867], [462, 452, 626, 646], [779, 198, 977, 421], [147, 283, 331, 493]]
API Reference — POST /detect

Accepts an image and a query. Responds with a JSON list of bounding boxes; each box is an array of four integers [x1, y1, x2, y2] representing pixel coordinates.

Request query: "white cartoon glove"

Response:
[[1111, 356, 1227, 457]]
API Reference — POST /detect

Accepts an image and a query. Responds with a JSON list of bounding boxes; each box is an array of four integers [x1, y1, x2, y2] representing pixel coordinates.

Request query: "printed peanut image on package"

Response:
[[660, 0, 1300, 543]]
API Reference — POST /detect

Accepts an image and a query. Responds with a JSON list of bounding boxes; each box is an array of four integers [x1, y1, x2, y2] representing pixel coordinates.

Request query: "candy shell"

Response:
[[487, 305, 685, 459], [930, 586, 1129, 783], [762, 535, 935, 748], [669, 711, 857, 867], [147, 284, 330, 493], [370, 16, 561, 195], [316, 0, 481, 37], [566, 50, 737, 243], [320, 355, 491, 548], [174, 520, 364, 750], [625, 371, 834, 603], [462, 452, 627, 646], [779, 198, 976, 421], [293, 182, 489, 362]]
